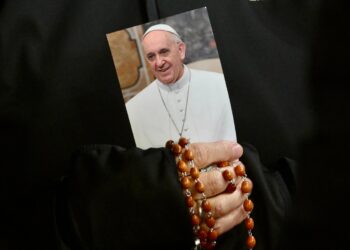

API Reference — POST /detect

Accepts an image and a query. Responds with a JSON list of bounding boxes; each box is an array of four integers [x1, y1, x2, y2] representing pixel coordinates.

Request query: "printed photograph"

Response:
[[106, 7, 236, 149]]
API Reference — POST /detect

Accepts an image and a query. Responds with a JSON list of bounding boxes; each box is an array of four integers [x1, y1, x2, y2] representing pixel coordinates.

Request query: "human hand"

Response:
[[188, 141, 253, 236]]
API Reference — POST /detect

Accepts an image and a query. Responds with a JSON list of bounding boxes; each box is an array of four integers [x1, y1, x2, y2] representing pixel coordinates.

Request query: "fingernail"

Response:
[[232, 143, 243, 157]]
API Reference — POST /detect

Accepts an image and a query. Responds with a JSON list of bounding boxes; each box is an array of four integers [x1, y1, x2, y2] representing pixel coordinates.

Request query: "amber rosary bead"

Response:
[[183, 149, 194, 161], [181, 176, 191, 189], [246, 235, 256, 249], [243, 199, 254, 212], [177, 160, 188, 172], [241, 180, 252, 194], [202, 200, 212, 212], [172, 144, 182, 155], [217, 161, 230, 168], [222, 169, 234, 181], [195, 181, 205, 193], [178, 137, 189, 147], [213, 152, 256, 249], [208, 230, 218, 241], [234, 165, 246, 176], [197, 228, 208, 240], [165, 140, 174, 149], [186, 196, 195, 207], [171, 137, 223, 250], [190, 167, 200, 179], [245, 217, 254, 230], [191, 214, 200, 225], [225, 182, 236, 193], [205, 217, 216, 228]]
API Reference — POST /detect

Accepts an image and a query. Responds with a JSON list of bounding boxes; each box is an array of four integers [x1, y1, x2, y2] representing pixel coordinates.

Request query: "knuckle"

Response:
[[192, 144, 209, 167], [214, 201, 224, 218], [204, 171, 222, 195]]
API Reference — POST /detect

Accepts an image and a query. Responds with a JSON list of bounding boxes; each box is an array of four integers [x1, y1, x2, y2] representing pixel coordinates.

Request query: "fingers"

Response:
[[209, 177, 253, 218], [189, 141, 243, 169], [196, 161, 245, 198], [195, 177, 253, 236], [215, 205, 249, 235], [170, 138, 254, 244]]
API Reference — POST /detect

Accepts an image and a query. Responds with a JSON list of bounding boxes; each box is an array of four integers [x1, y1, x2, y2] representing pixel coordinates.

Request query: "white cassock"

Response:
[[126, 65, 236, 149]]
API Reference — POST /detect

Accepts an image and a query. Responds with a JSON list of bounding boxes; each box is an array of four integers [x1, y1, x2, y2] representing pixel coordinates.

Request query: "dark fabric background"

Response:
[[279, 0, 350, 249], [1, 1, 147, 249], [1, 0, 342, 249]]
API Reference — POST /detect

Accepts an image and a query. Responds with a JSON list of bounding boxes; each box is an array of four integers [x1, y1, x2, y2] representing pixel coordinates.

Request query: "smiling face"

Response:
[[142, 30, 186, 84]]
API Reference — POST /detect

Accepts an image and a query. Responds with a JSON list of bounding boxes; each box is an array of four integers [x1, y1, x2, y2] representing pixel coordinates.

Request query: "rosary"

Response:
[[166, 137, 256, 250]]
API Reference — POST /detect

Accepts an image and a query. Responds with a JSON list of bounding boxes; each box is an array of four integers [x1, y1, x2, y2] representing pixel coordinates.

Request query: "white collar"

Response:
[[156, 65, 190, 92]]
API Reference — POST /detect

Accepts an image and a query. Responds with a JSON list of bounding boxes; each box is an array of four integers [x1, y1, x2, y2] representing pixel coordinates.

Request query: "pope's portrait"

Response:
[[107, 8, 236, 149]]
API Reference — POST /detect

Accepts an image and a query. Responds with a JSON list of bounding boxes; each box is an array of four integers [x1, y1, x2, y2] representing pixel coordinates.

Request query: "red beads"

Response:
[[195, 181, 205, 193], [234, 165, 246, 176], [191, 214, 200, 225], [165, 140, 174, 149], [170, 138, 256, 249], [205, 217, 216, 228], [245, 217, 254, 230], [208, 230, 218, 241], [202, 200, 212, 212], [225, 182, 236, 193], [190, 167, 200, 179], [177, 160, 187, 172], [178, 137, 189, 147], [217, 161, 230, 168], [241, 180, 252, 194], [181, 176, 191, 189], [246, 235, 256, 249], [172, 144, 182, 155], [243, 199, 254, 212], [183, 149, 194, 161], [222, 169, 234, 181], [171, 138, 217, 249], [220, 161, 256, 249], [197, 228, 207, 240], [186, 196, 194, 207]]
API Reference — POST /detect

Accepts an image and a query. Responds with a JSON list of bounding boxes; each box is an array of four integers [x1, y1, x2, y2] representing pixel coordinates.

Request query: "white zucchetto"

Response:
[[142, 24, 181, 40]]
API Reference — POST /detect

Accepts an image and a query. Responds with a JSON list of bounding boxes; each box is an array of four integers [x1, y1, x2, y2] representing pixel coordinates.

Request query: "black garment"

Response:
[[56, 143, 294, 250], [0, 0, 317, 249], [1, 1, 145, 249], [279, 0, 350, 249], [55, 146, 193, 249]]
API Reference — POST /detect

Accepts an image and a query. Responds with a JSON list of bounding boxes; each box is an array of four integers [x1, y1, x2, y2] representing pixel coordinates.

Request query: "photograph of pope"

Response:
[[125, 23, 236, 149]]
